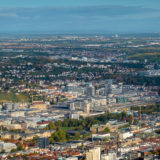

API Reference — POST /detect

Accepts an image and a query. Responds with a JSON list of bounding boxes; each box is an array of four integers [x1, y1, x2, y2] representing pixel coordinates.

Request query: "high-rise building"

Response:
[[37, 137, 49, 148], [84, 103, 90, 114], [105, 79, 113, 96], [86, 147, 101, 160], [86, 83, 95, 96]]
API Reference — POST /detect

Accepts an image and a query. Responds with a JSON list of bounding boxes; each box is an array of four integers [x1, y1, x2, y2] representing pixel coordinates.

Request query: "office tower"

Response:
[[86, 83, 95, 96], [37, 137, 49, 148], [105, 79, 113, 96]]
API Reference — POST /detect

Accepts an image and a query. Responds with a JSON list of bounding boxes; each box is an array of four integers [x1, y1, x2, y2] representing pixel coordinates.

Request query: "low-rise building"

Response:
[[0, 141, 17, 152], [86, 147, 101, 160], [30, 101, 47, 110], [119, 132, 133, 140]]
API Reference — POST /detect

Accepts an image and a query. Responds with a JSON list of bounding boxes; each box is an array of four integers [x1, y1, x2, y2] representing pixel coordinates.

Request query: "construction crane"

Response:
[[131, 105, 143, 121], [139, 104, 155, 120], [47, 96, 51, 105], [31, 95, 43, 104], [96, 88, 99, 97], [76, 104, 78, 111], [132, 110, 134, 123], [90, 103, 94, 113], [31, 95, 39, 104], [132, 104, 156, 121], [106, 100, 108, 113], [139, 106, 142, 121]]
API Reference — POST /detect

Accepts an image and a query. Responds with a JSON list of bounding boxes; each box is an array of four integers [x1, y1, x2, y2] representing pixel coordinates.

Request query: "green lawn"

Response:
[[0, 92, 30, 103], [127, 52, 160, 63], [61, 127, 75, 131]]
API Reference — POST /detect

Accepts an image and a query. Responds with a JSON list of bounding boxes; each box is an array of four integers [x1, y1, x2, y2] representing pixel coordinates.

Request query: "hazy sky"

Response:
[[0, 0, 160, 33]]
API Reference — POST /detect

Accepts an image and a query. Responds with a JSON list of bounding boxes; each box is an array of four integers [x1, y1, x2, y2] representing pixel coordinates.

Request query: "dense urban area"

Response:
[[0, 34, 160, 160]]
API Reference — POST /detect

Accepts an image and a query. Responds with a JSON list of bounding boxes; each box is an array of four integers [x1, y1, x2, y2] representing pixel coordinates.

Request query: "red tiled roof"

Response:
[[33, 101, 45, 105], [37, 121, 51, 125]]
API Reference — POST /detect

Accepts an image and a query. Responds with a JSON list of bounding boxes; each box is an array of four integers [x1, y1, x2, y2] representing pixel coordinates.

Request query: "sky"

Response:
[[0, 0, 160, 33]]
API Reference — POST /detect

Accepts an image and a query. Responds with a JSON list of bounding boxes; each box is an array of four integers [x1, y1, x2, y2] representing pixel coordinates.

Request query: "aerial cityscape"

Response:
[[0, 0, 160, 160]]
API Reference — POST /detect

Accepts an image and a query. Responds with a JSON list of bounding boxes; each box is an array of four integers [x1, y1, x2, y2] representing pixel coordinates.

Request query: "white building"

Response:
[[10, 111, 25, 117], [101, 152, 117, 160], [86, 147, 101, 160], [120, 132, 133, 140], [65, 157, 78, 160], [69, 113, 79, 120], [0, 141, 17, 152]]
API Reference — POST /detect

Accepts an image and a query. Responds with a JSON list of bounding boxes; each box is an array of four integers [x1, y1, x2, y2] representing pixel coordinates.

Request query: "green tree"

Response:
[[11, 149, 17, 153], [51, 130, 66, 142], [74, 132, 80, 140], [55, 120, 62, 127], [48, 122, 56, 130], [155, 129, 160, 134], [77, 125, 83, 131], [66, 133, 71, 141], [1, 149, 5, 153], [121, 112, 127, 120], [17, 143, 24, 151], [133, 119, 139, 125], [103, 127, 110, 133], [141, 123, 147, 127], [32, 136, 39, 145], [49, 137, 54, 144]]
